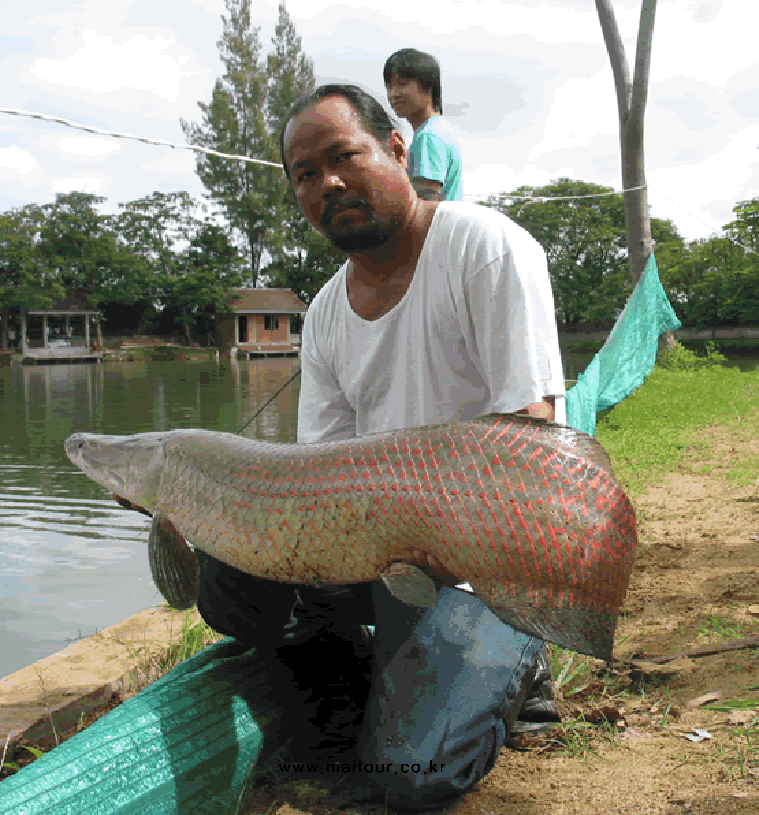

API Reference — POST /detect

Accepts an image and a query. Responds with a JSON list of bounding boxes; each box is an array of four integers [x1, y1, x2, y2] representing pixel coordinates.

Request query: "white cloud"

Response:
[[654, 1, 759, 89], [139, 150, 198, 175], [28, 28, 195, 104], [649, 124, 759, 239], [526, 72, 619, 164], [0, 146, 38, 175], [1, 0, 755, 243], [48, 135, 123, 158]]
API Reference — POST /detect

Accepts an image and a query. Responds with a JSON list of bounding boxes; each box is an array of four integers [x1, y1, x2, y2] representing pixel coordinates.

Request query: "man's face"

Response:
[[385, 75, 431, 121], [283, 96, 411, 253]]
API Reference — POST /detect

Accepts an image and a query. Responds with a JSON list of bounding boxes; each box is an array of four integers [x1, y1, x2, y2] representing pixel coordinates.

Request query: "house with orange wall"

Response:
[[216, 288, 307, 358]]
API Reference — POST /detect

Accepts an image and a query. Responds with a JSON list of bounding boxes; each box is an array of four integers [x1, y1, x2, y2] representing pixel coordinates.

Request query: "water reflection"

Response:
[[0, 358, 300, 677]]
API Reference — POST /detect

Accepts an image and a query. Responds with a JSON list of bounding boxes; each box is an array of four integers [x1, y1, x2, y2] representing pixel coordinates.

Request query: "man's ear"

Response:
[[389, 130, 408, 169]]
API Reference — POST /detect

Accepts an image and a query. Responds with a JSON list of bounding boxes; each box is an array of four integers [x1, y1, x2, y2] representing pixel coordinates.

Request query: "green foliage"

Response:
[[480, 179, 684, 327], [725, 197, 759, 253], [656, 340, 727, 371], [117, 192, 244, 342], [0, 209, 65, 313], [265, 216, 343, 304], [658, 198, 759, 330], [181, 1, 314, 286], [33, 192, 143, 306]]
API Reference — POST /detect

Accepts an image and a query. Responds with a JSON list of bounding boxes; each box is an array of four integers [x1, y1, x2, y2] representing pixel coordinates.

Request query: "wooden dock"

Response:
[[22, 347, 103, 365]]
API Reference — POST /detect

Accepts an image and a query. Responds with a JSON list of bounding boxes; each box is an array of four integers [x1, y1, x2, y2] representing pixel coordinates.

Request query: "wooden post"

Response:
[[20, 308, 27, 351], [85, 314, 91, 348], [43, 315, 49, 348]]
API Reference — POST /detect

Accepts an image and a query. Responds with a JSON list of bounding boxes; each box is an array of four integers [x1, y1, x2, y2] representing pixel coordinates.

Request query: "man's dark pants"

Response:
[[196, 551, 544, 811]]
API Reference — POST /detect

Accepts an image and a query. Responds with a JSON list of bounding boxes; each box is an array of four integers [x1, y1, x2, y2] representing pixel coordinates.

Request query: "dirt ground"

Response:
[[240, 418, 759, 815]]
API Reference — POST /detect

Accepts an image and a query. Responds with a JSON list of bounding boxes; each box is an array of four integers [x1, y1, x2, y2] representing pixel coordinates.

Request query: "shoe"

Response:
[[516, 645, 561, 723]]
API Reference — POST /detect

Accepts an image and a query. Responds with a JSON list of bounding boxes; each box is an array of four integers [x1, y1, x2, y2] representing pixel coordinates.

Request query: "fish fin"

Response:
[[467, 578, 615, 662], [148, 511, 200, 610], [380, 563, 438, 608]]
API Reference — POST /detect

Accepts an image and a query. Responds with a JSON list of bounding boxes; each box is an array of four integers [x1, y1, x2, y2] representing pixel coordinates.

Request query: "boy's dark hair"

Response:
[[383, 48, 443, 114], [279, 84, 399, 178]]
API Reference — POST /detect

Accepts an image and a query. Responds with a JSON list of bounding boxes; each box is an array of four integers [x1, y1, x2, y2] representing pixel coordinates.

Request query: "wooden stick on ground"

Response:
[[632, 635, 759, 665]]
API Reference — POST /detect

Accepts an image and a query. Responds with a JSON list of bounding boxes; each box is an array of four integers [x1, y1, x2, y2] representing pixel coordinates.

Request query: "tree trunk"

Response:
[[0, 308, 8, 351], [595, 0, 656, 285], [596, 0, 674, 348], [181, 305, 192, 346]]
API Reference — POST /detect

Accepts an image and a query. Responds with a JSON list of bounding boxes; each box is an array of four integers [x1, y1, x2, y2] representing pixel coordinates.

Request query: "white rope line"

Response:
[[0, 107, 283, 168], [465, 185, 650, 215], [2, 107, 756, 255], [465, 184, 648, 203]]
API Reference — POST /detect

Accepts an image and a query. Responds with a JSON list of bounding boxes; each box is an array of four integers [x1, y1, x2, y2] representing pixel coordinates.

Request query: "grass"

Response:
[[595, 365, 759, 495], [698, 699, 759, 781], [696, 616, 752, 644]]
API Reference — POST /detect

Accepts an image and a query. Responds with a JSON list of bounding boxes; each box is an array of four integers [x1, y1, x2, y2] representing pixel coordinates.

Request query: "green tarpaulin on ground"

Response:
[[566, 253, 681, 435], [0, 638, 285, 815]]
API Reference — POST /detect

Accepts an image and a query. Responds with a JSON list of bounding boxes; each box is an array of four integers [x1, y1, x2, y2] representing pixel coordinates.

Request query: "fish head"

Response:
[[65, 431, 168, 510]]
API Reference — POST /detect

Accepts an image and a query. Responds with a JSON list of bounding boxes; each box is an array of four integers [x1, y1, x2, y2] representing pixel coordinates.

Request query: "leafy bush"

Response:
[[657, 340, 727, 371]]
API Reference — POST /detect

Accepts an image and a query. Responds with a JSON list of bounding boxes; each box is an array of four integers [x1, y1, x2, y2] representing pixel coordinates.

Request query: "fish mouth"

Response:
[[66, 433, 129, 494], [65, 431, 168, 503]]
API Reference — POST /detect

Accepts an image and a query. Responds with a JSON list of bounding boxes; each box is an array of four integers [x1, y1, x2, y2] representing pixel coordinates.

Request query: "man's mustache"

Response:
[[320, 197, 371, 229]]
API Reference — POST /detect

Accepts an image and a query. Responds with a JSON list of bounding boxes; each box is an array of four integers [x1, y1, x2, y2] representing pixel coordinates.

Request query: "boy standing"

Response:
[[383, 48, 463, 201]]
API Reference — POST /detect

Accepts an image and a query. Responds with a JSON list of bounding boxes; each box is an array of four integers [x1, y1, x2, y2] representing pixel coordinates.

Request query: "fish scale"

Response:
[[65, 413, 637, 660]]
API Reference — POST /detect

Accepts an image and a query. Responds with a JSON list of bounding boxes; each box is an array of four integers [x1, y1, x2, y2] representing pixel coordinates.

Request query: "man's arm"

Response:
[[461, 229, 565, 419], [412, 177, 444, 201], [409, 132, 449, 201]]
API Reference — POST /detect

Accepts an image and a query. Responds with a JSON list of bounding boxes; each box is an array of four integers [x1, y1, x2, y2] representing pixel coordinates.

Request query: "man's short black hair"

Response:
[[383, 48, 443, 114], [279, 84, 399, 178]]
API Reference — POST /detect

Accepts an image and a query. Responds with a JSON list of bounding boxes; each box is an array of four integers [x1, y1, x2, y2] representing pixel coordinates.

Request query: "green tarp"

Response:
[[566, 253, 681, 435], [0, 637, 301, 815]]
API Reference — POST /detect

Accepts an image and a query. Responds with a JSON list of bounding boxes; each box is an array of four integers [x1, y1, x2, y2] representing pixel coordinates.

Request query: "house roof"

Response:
[[27, 291, 99, 314], [224, 288, 307, 314]]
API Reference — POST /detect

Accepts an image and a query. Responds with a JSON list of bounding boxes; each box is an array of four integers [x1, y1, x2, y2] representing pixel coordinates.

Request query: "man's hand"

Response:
[[516, 397, 555, 421], [397, 549, 460, 588]]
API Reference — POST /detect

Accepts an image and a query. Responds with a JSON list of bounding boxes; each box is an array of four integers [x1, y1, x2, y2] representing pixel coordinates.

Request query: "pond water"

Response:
[[0, 358, 300, 678], [2, 351, 757, 677]]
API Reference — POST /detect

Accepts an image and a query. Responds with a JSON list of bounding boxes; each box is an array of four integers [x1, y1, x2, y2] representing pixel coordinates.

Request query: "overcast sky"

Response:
[[1, 0, 756, 242]]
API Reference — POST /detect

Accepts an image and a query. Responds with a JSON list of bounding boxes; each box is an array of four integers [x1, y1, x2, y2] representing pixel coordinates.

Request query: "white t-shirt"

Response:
[[297, 202, 565, 443]]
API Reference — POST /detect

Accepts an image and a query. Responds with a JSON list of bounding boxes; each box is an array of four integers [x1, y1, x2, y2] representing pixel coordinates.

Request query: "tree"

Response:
[[117, 191, 206, 345], [182, 2, 318, 288], [0, 208, 64, 349], [265, 3, 315, 145], [181, 0, 278, 287], [265, 224, 344, 305], [482, 178, 683, 327], [678, 237, 757, 330], [262, 2, 322, 292], [176, 222, 245, 344], [34, 192, 143, 346], [724, 198, 759, 253]]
